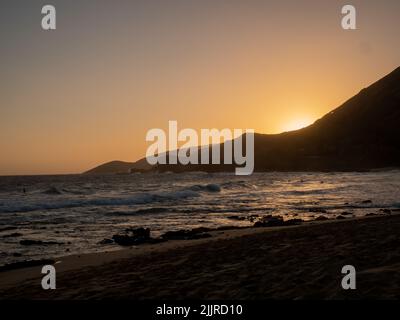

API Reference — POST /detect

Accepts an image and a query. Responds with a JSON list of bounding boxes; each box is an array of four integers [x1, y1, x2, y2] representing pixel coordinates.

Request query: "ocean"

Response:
[[1, 171, 400, 266]]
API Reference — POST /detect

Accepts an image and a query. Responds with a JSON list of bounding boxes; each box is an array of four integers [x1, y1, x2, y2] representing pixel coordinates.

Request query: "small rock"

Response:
[[365, 213, 376, 217], [308, 208, 327, 213], [227, 215, 246, 221], [254, 216, 285, 228], [284, 219, 304, 226], [315, 216, 329, 221], [361, 200, 373, 204], [124, 227, 150, 237], [206, 184, 221, 192], [98, 238, 114, 245]]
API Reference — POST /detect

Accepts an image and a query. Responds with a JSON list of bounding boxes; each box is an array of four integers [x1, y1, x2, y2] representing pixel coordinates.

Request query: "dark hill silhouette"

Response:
[[84, 159, 151, 175], [86, 66, 400, 174], [250, 66, 400, 171]]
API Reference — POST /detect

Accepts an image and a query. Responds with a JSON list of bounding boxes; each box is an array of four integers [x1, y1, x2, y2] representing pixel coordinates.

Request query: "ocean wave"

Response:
[[110, 207, 170, 216], [281, 186, 347, 196], [292, 203, 398, 211], [0, 189, 201, 214]]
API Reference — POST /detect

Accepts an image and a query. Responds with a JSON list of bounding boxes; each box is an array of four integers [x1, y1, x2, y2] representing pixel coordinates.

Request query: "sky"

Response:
[[0, 0, 399, 175]]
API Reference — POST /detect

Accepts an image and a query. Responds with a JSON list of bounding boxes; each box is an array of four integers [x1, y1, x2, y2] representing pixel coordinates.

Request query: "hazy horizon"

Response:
[[1, 0, 400, 175]]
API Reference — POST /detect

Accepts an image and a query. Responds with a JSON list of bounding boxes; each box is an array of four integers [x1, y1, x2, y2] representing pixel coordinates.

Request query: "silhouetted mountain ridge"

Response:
[[86, 67, 400, 174]]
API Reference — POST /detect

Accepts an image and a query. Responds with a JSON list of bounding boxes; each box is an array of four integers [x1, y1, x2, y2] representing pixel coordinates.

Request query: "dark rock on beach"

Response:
[[216, 225, 247, 231], [227, 215, 247, 221], [98, 238, 114, 245], [254, 216, 304, 228], [20, 240, 63, 246], [227, 214, 259, 222], [124, 227, 151, 238], [361, 200, 373, 204], [112, 227, 165, 246], [254, 216, 285, 228], [314, 216, 329, 221], [284, 219, 304, 226]]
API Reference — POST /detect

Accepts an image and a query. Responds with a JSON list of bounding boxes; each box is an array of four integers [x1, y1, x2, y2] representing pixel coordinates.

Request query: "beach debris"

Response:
[[341, 211, 353, 216], [336, 215, 347, 220], [380, 209, 392, 214]]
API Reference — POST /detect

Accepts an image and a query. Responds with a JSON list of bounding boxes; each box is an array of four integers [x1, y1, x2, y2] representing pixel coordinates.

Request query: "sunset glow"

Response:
[[0, 0, 399, 175], [282, 118, 314, 132]]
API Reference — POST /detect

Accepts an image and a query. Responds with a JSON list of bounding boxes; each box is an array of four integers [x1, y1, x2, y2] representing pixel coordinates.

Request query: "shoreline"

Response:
[[1, 213, 400, 299]]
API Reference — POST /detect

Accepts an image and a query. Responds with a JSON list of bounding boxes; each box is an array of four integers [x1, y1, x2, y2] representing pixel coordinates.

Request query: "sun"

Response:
[[282, 118, 314, 132]]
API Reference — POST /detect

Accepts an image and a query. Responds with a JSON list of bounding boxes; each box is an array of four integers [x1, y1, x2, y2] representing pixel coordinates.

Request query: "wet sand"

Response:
[[1, 214, 400, 299]]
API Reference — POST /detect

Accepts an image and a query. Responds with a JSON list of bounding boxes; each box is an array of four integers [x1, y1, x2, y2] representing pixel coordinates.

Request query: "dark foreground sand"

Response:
[[1, 214, 400, 299]]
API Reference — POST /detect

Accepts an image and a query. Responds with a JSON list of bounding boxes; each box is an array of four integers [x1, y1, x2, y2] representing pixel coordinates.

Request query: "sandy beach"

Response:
[[1, 213, 400, 300]]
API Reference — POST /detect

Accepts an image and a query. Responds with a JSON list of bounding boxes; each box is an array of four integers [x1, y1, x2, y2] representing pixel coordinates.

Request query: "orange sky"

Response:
[[1, 0, 399, 175]]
